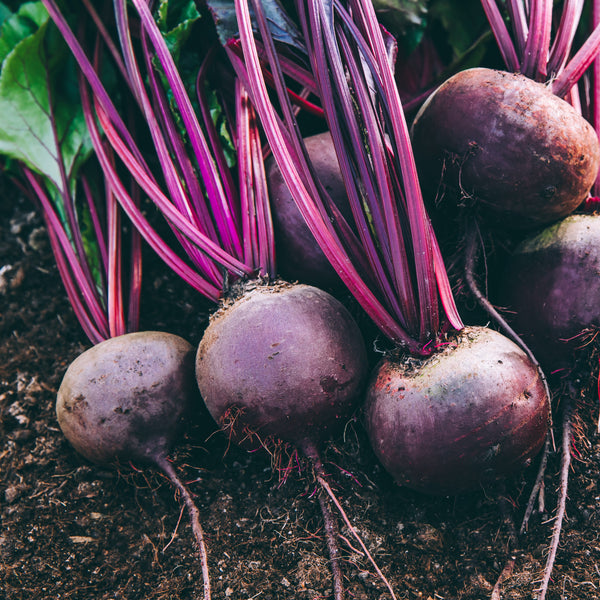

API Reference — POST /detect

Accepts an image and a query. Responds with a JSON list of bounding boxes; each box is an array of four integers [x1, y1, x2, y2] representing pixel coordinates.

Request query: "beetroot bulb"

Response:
[[411, 68, 600, 229], [56, 331, 197, 467], [266, 131, 352, 290], [408, 5, 600, 361], [498, 213, 600, 370], [55, 331, 213, 600], [410, 3, 600, 232], [365, 326, 549, 494], [196, 282, 368, 452]]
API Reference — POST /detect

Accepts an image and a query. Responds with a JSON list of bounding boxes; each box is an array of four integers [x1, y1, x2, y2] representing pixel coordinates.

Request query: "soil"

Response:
[[3, 194, 600, 600]]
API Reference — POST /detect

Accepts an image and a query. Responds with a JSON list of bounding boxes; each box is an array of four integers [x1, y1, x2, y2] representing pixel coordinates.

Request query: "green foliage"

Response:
[[0, 1, 48, 62], [153, 0, 236, 168], [428, 0, 491, 66], [372, 0, 428, 53], [0, 1, 92, 190], [155, 0, 201, 63], [0, 2, 99, 285], [205, 84, 236, 168]]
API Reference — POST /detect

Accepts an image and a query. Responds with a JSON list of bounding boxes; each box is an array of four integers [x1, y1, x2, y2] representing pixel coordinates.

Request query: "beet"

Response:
[[266, 132, 351, 289], [195, 282, 368, 448], [499, 213, 600, 368], [411, 68, 600, 228], [195, 281, 371, 600], [365, 326, 550, 495], [56, 330, 213, 599], [56, 331, 198, 465]]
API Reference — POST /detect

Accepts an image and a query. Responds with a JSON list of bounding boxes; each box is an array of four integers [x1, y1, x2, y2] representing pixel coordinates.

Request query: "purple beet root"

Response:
[[195, 282, 368, 449], [411, 68, 600, 228], [365, 326, 550, 495], [57, 332, 212, 599], [499, 214, 600, 369], [266, 132, 351, 289], [57, 331, 198, 465]]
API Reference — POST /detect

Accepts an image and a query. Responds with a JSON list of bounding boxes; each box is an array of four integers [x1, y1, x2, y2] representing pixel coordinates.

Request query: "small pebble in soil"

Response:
[[5, 485, 21, 504]]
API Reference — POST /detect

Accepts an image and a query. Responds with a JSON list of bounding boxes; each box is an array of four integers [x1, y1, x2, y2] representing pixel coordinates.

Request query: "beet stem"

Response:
[[303, 441, 398, 600], [154, 455, 212, 600], [536, 388, 575, 600]]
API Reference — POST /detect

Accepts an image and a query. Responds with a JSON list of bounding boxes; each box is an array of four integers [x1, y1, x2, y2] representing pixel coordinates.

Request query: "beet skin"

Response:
[[195, 283, 368, 448], [411, 68, 600, 228], [500, 214, 600, 368], [57, 331, 198, 465], [365, 326, 549, 495], [266, 132, 351, 289]]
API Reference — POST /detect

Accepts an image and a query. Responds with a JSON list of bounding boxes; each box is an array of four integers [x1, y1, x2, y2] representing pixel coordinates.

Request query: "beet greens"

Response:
[[0, 2, 140, 343], [480, 0, 600, 95], [227, 0, 463, 348]]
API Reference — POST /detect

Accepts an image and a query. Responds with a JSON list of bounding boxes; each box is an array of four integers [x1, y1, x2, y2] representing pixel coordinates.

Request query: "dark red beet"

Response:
[[365, 326, 550, 495], [499, 214, 600, 369], [195, 282, 368, 448], [266, 132, 351, 289], [411, 68, 600, 228], [57, 331, 198, 465], [56, 331, 212, 599], [196, 282, 376, 600]]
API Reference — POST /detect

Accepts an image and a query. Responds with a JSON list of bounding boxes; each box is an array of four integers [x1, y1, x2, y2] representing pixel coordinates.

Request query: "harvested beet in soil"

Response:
[[365, 326, 550, 495], [56, 330, 213, 599], [498, 213, 600, 369], [196, 282, 368, 449], [411, 68, 600, 229], [57, 331, 198, 465]]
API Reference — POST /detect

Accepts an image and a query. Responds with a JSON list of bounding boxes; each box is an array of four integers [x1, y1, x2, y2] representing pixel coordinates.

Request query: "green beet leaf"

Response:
[[0, 2, 92, 192], [155, 0, 202, 64]]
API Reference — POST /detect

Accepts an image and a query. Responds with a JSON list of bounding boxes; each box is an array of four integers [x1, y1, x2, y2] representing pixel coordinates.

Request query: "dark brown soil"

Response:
[[3, 195, 600, 600]]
